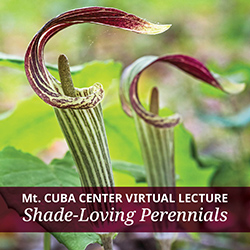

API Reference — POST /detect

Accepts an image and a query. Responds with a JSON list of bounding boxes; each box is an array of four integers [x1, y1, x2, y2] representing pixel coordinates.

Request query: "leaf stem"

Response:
[[43, 232, 51, 250]]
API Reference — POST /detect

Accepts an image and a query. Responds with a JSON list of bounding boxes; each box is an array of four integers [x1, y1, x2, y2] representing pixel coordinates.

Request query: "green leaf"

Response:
[[0, 147, 100, 249], [0, 54, 140, 169], [0, 95, 63, 154], [112, 161, 146, 183], [49, 151, 81, 187], [70, 60, 122, 90], [0, 53, 28, 71], [174, 125, 215, 187], [189, 233, 201, 241], [210, 161, 250, 187], [0, 147, 80, 187], [0, 146, 60, 186], [53, 151, 141, 186], [113, 171, 138, 187], [52, 232, 101, 250], [104, 104, 142, 164], [0, 52, 58, 72]]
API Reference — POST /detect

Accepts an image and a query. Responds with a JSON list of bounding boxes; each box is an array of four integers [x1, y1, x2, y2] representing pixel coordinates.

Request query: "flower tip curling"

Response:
[[213, 74, 246, 95], [140, 23, 172, 35]]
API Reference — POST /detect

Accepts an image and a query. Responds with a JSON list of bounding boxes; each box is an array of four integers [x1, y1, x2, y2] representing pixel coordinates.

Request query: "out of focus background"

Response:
[[0, 0, 250, 249]]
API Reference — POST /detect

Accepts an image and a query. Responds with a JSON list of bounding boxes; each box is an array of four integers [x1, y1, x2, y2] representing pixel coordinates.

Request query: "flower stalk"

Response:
[[133, 87, 177, 249], [43, 232, 51, 250], [56, 54, 114, 249], [99, 233, 114, 250]]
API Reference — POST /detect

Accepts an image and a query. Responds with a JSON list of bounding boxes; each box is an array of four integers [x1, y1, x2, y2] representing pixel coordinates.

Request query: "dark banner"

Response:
[[0, 187, 249, 233]]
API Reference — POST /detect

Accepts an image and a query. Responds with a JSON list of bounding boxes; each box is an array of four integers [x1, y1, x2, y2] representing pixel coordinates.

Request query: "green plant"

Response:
[[0, 5, 247, 250]]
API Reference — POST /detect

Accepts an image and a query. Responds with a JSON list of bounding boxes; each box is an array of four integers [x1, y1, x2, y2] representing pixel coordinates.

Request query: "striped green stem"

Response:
[[55, 55, 114, 187], [133, 87, 175, 187], [56, 55, 114, 250], [55, 106, 114, 187], [133, 88, 176, 250], [54, 55, 113, 187]]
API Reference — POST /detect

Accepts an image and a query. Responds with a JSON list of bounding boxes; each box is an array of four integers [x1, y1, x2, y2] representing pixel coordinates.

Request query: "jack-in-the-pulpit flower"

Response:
[[24, 7, 171, 250], [120, 54, 245, 250], [120, 55, 245, 129], [24, 7, 171, 187], [120, 54, 244, 187]]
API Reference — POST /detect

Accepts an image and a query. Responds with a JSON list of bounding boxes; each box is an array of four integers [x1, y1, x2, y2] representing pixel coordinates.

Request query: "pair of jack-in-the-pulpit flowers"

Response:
[[24, 6, 244, 250], [24, 7, 242, 188]]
